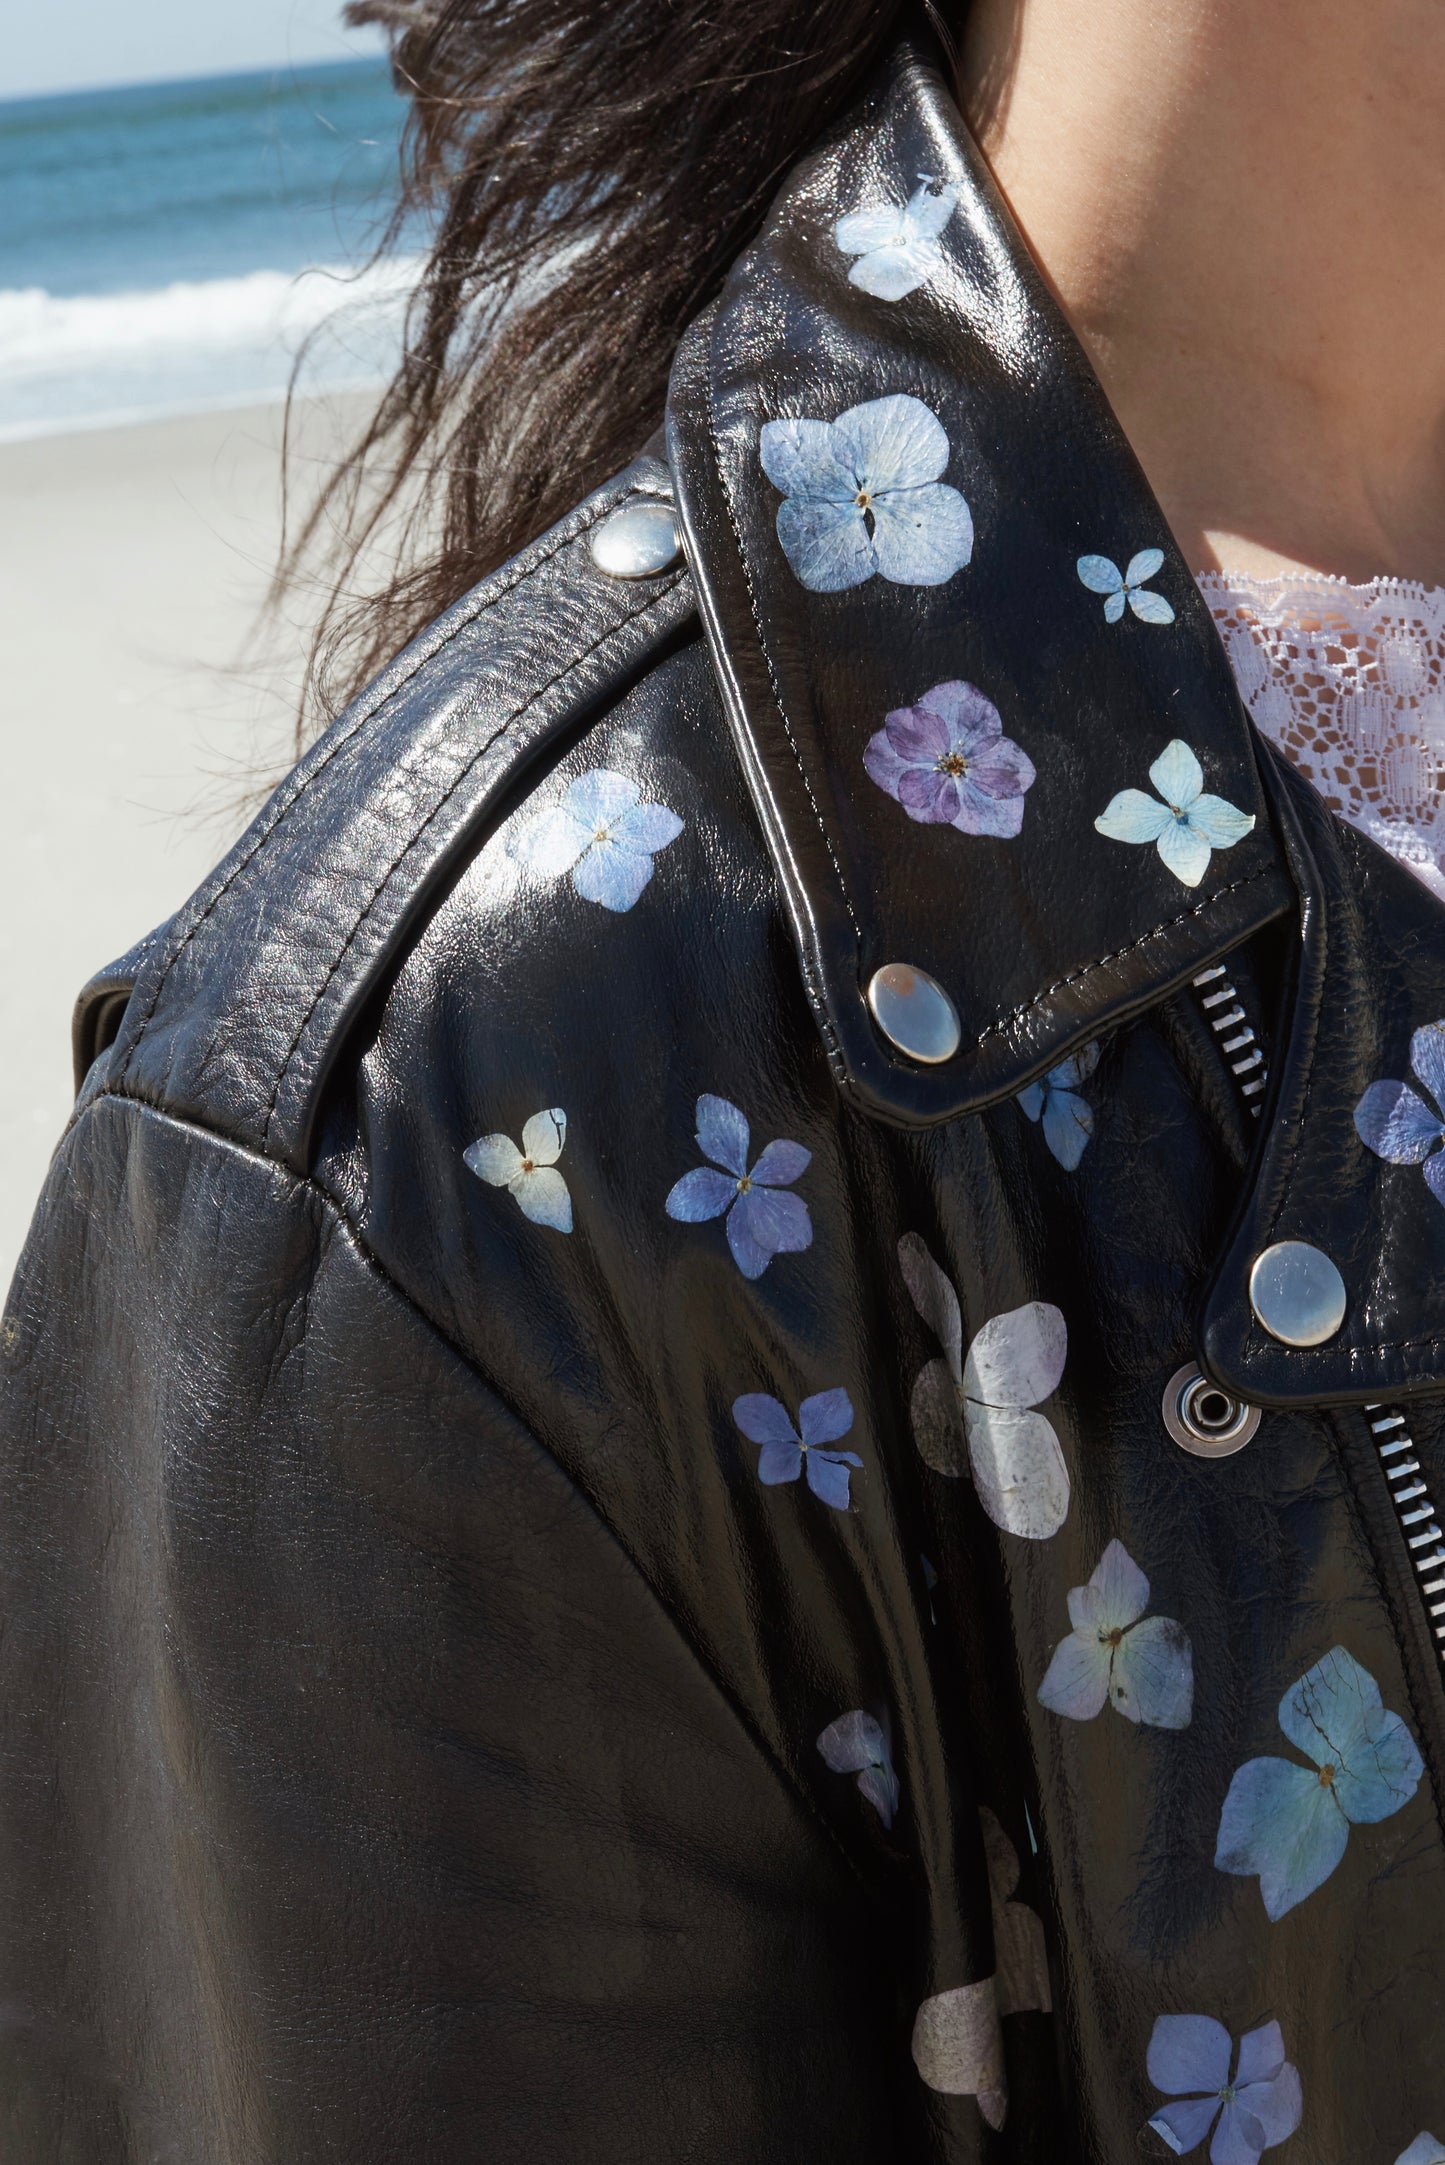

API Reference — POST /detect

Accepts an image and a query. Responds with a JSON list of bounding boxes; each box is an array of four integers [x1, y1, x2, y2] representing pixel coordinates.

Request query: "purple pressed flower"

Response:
[[1354, 1019, 1445, 1208], [864, 680, 1035, 837], [732, 1387, 862, 1511], [1146, 2015, 1302, 2164], [665, 1094, 812, 1278], [816, 1709, 900, 1826]]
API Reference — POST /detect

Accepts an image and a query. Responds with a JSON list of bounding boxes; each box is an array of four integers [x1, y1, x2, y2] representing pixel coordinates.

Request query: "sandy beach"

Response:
[[0, 393, 371, 1288]]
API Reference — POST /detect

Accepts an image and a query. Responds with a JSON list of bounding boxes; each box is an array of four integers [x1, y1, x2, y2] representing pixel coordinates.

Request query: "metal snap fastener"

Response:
[[866, 963, 961, 1065], [1162, 1363, 1261, 1458], [588, 499, 682, 578], [1248, 1240, 1347, 1347]]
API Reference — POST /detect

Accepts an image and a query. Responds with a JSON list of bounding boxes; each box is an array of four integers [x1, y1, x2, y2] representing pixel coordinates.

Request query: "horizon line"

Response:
[[0, 45, 389, 112]]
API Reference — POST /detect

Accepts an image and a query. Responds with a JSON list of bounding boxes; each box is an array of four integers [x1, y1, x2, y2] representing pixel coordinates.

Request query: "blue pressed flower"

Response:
[[1146, 2015, 1302, 2164], [1354, 1019, 1445, 1208], [1037, 1539, 1193, 1729], [665, 1094, 812, 1278], [1078, 546, 1176, 624], [732, 1387, 862, 1511], [1214, 1644, 1424, 1920], [864, 679, 1035, 836], [833, 177, 960, 300], [1016, 1042, 1099, 1169], [1095, 739, 1255, 888], [1396, 2138, 1445, 2165], [514, 766, 683, 912], [464, 1107, 573, 1232], [758, 393, 974, 593], [816, 1709, 899, 1825]]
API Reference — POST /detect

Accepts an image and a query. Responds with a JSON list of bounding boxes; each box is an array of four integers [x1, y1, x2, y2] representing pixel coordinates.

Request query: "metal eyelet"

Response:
[[1162, 1363, 1261, 1458]]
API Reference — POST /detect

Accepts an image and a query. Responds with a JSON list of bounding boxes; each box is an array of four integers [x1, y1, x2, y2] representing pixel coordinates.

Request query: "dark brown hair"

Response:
[[284, 0, 910, 728]]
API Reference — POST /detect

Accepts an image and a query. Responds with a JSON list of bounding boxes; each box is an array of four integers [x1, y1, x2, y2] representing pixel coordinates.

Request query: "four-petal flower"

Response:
[[666, 1095, 812, 1278], [1038, 1539, 1193, 1729], [1214, 1645, 1424, 1919], [1078, 546, 1176, 624], [1146, 2015, 1302, 2164], [759, 393, 974, 592], [733, 1387, 862, 1511], [816, 1708, 899, 1823], [1354, 1020, 1445, 1208], [1095, 739, 1255, 888], [834, 178, 961, 300], [464, 1107, 573, 1232], [1017, 1042, 1100, 1169], [514, 767, 683, 912], [864, 679, 1036, 835]]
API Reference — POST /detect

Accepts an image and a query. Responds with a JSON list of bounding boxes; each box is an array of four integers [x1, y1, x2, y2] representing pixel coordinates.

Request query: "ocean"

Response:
[[0, 59, 422, 441]]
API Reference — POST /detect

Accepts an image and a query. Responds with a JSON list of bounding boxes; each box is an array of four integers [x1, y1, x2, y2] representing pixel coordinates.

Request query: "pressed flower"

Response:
[[833, 178, 960, 300], [1078, 546, 1176, 624], [732, 1387, 862, 1511], [1214, 1645, 1424, 1920], [1095, 738, 1255, 888], [911, 1978, 1006, 2127], [1017, 1042, 1099, 1169], [513, 766, 683, 912], [759, 393, 974, 592], [1396, 2138, 1445, 2165], [1146, 2015, 1302, 2164], [665, 1094, 812, 1278], [463, 1107, 573, 1232], [1037, 1539, 1193, 1729], [1354, 1019, 1445, 1207], [864, 679, 1035, 837], [897, 1235, 1070, 1538], [816, 1708, 899, 1825], [979, 1807, 1051, 2019]]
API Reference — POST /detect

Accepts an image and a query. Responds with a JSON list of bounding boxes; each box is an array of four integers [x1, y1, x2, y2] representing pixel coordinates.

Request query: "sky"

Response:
[[3, 0, 387, 102]]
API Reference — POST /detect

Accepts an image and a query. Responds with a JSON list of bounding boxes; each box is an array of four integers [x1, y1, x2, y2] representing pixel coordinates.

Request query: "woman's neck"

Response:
[[958, 0, 1445, 585]]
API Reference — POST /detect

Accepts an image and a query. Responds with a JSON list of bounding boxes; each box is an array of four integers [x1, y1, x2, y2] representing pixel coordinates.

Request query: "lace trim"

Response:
[[1198, 570, 1445, 901]]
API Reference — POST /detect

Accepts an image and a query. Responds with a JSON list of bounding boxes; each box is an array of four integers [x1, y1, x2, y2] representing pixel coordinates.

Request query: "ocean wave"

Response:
[[0, 257, 421, 440]]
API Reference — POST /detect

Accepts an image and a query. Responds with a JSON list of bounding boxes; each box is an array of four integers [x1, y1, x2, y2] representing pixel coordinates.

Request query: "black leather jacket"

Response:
[[4, 37, 1444, 2165]]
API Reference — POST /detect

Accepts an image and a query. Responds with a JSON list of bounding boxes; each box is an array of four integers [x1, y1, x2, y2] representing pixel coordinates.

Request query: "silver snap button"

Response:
[[866, 963, 961, 1065], [588, 499, 682, 578], [1248, 1240, 1347, 1347], [1162, 1363, 1261, 1458]]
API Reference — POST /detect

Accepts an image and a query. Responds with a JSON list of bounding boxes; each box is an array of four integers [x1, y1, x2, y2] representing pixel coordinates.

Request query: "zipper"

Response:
[[1192, 962, 1268, 1115], [1362, 1406, 1445, 1672]]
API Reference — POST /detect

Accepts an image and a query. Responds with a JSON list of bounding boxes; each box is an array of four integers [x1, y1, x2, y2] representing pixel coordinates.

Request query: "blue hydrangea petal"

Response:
[[1232, 2021, 1285, 2090], [776, 494, 876, 591], [732, 1393, 799, 1446], [816, 1709, 885, 1774], [1103, 589, 1126, 624], [1156, 816, 1214, 888], [1214, 1754, 1349, 1919], [1210, 2098, 1268, 2165], [961, 1300, 1068, 1410], [513, 1165, 573, 1232], [726, 1207, 774, 1279], [1112, 1615, 1194, 1729], [608, 800, 684, 854], [1395, 2137, 1445, 2164], [1235, 2066, 1301, 2149], [514, 803, 593, 878], [806, 1449, 862, 1510], [965, 1404, 1071, 1540], [856, 1759, 901, 1828], [1091, 1538, 1152, 1630], [1410, 1021, 1445, 1109], [1125, 547, 1165, 585], [571, 837, 655, 912], [1423, 1151, 1445, 1208], [834, 203, 911, 254], [464, 1133, 524, 1186], [749, 1137, 811, 1188], [1148, 2013, 1234, 2097], [759, 416, 857, 499], [520, 1108, 566, 1165], [695, 1094, 751, 1176], [1096, 788, 1174, 845], [917, 676, 1003, 744], [954, 779, 1027, 838], [756, 1437, 804, 1485], [869, 483, 975, 586], [1055, 1041, 1101, 1087], [1150, 2096, 1224, 2157], [563, 767, 640, 827], [731, 1182, 813, 1259], [834, 392, 950, 493], [1354, 1079, 1444, 1164], [847, 240, 945, 301], [1129, 587, 1177, 626], [1077, 554, 1124, 595], [665, 1165, 738, 1222], [901, 179, 960, 242], [1186, 795, 1256, 849], [1276, 1644, 1381, 1768], [1017, 1078, 1046, 1122], [798, 1387, 855, 1447], [1037, 1630, 1112, 1721], [1149, 739, 1204, 806], [1333, 1706, 1423, 1824], [1041, 1087, 1093, 1168]]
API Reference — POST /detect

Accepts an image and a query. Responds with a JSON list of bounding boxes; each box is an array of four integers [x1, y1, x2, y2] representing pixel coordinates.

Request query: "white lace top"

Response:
[[1199, 572, 1445, 901]]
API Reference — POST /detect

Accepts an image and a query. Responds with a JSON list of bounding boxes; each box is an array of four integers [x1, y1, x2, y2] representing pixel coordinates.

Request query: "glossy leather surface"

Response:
[[4, 32, 1444, 2165]]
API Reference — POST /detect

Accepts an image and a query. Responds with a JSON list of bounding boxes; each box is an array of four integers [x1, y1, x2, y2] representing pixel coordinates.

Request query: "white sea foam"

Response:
[[0, 256, 421, 441]]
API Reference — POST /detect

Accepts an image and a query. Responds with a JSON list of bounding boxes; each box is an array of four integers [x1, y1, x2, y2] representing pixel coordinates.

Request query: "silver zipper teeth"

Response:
[[1192, 964, 1269, 1115], [1364, 1405, 1445, 1669]]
